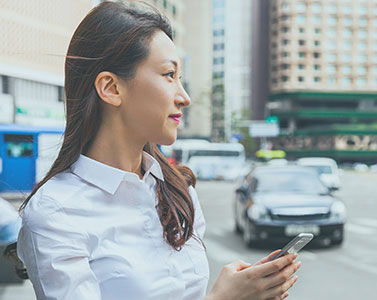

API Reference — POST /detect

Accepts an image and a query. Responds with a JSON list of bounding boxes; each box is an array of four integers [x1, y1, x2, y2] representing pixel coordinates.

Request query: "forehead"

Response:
[[145, 30, 180, 67]]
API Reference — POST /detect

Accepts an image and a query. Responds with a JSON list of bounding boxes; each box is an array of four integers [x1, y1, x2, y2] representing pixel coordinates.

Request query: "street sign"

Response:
[[249, 121, 280, 137]]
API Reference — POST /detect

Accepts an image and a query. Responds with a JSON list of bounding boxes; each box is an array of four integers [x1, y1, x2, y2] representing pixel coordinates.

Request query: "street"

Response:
[[199, 170, 377, 300], [1, 170, 376, 300]]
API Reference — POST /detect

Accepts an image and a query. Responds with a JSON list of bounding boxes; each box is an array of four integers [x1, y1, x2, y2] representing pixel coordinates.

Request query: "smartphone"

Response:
[[270, 233, 314, 261]]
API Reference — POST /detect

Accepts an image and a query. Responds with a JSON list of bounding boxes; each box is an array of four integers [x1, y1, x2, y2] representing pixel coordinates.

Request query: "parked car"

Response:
[[233, 165, 346, 247], [296, 157, 341, 190]]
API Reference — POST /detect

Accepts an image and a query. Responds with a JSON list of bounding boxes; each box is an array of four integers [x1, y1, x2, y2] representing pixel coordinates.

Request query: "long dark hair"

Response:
[[4, 0, 200, 277]]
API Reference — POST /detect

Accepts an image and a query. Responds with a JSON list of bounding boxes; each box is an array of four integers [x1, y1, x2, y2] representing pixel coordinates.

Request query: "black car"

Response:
[[233, 165, 346, 247]]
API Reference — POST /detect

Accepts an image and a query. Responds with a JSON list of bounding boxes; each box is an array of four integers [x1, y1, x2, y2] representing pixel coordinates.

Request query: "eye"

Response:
[[164, 71, 175, 79]]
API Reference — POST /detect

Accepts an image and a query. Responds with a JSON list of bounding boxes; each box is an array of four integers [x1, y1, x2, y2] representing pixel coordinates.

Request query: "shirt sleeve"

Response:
[[188, 186, 206, 239], [17, 195, 101, 300]]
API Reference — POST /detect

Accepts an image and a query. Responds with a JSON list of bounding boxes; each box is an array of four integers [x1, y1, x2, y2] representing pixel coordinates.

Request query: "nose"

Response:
[[175, 82, 191, 107]]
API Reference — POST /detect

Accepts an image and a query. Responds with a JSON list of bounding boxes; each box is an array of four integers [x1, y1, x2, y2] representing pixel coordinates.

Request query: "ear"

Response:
[[94, 71, 123, 107]]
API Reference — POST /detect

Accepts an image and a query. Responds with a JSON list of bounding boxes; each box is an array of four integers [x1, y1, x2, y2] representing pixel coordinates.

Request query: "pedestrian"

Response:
[[4, 1, 301, 299]]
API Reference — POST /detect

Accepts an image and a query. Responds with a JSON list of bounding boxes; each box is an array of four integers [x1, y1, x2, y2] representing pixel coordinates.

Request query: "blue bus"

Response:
[[0, 124, 64, 193]]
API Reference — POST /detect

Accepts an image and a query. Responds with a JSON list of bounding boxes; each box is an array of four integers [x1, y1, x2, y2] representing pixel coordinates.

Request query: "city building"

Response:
[[179, 0, 212, 139], [254, 0, 377, 163], [212, 0, 252, 141], [0, 0, 94, 126]]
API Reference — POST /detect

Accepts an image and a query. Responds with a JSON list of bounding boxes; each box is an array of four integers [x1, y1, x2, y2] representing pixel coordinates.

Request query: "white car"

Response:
[[296, 157, 341, 190]]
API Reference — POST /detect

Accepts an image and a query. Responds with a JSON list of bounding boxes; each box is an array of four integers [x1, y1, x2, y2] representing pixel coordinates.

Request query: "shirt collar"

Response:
[[71, 151, 164, 195]]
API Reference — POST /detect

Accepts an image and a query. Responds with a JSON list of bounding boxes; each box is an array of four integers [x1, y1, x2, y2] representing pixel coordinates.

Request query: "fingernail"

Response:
[[284, 292, 289, 299], [296, 261, 302, 268], [294, 275, 299, 282], [293, 253, 298, 259]]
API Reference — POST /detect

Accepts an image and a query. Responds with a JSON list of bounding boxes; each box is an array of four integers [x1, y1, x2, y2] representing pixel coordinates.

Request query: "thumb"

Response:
[[227, 259, 252, 272]]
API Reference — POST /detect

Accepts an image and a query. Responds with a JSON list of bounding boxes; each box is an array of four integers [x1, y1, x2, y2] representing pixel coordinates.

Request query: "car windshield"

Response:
[[254, 170, 328, 194], [305, 165, 333, 175]]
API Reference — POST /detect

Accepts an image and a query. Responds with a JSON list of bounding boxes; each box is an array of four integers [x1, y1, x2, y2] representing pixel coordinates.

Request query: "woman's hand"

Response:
[[205, 250, 301, 300]]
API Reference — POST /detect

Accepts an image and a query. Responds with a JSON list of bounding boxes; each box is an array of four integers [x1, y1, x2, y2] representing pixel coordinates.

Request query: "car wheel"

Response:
[[243, 219, 253, 248]]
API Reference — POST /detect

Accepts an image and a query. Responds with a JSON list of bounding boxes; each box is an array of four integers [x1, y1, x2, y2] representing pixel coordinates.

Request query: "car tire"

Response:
[[243, 219, 253, 248]]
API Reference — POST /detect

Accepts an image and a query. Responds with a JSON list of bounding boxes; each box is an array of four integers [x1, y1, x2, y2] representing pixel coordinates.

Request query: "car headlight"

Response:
[[247, 204, 270, 221], [330, 201, 346, 220]]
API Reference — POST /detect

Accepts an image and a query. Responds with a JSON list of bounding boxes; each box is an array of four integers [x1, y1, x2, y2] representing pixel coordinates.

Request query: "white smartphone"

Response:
[[270, 233, 314, 261]]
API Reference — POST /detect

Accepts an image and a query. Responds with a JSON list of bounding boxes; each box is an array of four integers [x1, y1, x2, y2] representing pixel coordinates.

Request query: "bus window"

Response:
[[4, 134, 34, 158]]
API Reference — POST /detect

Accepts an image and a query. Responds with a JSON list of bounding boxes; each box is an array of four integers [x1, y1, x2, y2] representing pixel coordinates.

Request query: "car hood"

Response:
[[254, 192, 335, 211]]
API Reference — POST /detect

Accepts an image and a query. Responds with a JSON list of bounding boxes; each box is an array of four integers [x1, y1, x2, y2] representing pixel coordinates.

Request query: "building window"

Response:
[[314, 40, 320, 46], [282, 26, 289, 33], [314, 77, 320, 82], [299, 28, 305, 33], [357, 55, 367, 63], [314, 64, 320, 70], [358, 42, 367, 51], [299, 52, 306, 58], [281, 76, 289, 82], [328, 53, 336, 62], [327, 28, 336, 38], [358, 29, 367, 39], [1, 75, 10, 94], [342, 65, 352, 74], [343, 5, 352, 14], [313, 52, 320, 59], [328, 77, 336, 84], [327, 65, 336, 73], [299, 40, 305, 46], [282, 2, 290, 12], [357, 66, 367, 75], [282, 52, 289, 58], [328, 16, 337, 26], [327, 4, 337, 14], [298, 64, 305, 70], [298, 76, 304, 82], [314, 28, 321, 34], [172, 5, 177, 16], [296, 15, 306, 24], [356, 77, 366, 86], [281, 63, 290, 70], [343, 28, 352, 39], [163, 0, 167, 9], [342, 53, 351, 62], [312, 16, 321, 24], [359, 17, 367, 27], [297, 2, 306, 13], [58, 86, 64, 102], [282, 39, 289, 45], [343, 17, 352, 26], [359, 6, 367, 15], [344, 41, 351, 51]]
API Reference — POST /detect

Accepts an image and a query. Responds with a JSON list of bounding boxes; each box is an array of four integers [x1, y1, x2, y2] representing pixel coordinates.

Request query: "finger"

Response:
[[254, 250, 281, 266], [264, 261, 302, 289], [263, 275, 298, 299], [249, 253, 297, 277], [226, 259, 252, 272]]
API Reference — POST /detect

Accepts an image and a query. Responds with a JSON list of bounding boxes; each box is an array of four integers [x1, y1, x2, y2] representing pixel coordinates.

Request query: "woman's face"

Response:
[[117, 30, 191, 146]]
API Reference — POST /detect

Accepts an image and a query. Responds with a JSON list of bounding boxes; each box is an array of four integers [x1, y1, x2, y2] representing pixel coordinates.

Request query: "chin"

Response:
[[153, 133, 177, 146]]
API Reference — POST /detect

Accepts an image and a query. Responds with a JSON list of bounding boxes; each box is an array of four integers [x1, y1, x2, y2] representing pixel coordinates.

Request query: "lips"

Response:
[[168, 113, 182, 124]]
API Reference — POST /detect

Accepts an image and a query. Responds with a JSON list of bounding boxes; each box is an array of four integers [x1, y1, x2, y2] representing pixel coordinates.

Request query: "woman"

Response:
[[6, 1, 301, 299]]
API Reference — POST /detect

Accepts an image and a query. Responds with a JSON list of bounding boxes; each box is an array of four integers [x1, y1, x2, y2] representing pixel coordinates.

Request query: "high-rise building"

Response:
[[0, 0, 93, 126], [212, 0, 252, 142], [179, 0, 212, 139], [255, 0, 377, 162]]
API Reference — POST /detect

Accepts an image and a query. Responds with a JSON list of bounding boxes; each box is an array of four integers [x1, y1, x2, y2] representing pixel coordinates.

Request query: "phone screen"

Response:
[[270, 233, 314, 261]]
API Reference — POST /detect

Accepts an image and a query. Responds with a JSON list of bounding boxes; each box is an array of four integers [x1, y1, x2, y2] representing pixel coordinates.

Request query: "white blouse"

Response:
[[17, 152, 209, 300]]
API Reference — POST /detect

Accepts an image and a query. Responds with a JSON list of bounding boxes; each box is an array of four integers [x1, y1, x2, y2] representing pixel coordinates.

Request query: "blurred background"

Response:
[[1, 0, 377, 299]]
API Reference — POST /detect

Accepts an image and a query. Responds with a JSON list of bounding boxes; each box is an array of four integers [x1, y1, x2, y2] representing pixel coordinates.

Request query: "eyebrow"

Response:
[[163, 59, 178, 68]]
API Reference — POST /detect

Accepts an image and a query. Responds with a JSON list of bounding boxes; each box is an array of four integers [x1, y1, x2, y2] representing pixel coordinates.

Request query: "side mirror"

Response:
[[329, 186, 339, 193], [236, 185, 248, 196]]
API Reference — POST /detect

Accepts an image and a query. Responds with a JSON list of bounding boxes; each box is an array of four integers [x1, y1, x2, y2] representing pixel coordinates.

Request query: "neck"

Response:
[[85, 122, 146, 179]]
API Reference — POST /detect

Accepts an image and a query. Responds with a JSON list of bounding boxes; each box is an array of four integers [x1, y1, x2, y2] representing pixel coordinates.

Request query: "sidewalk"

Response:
[[0, 280, 35, 300]]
